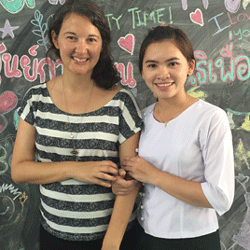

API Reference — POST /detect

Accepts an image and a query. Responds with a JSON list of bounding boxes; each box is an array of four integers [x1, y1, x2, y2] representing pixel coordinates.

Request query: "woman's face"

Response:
[[52, 13, 103, 77], [142, 40, 195, 101]]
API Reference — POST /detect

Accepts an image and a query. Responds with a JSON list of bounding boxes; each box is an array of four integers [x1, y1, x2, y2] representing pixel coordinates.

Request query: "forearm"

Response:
[[102, 186, 139, 249], [11, 160, 77, 184], [152, 169, 212, 208]]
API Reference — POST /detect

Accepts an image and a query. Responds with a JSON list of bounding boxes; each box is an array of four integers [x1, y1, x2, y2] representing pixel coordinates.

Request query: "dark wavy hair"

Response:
[[139, 25, 196, 74], [46, 0, 121, 89]]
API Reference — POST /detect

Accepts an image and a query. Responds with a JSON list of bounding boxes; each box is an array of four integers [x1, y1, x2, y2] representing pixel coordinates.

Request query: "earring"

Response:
[[153, 92, 157, 98]]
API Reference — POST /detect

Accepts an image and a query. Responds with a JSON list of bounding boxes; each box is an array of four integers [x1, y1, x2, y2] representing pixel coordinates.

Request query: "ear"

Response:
[[188, 59, 195, 76], [51, 30, 59, 49]]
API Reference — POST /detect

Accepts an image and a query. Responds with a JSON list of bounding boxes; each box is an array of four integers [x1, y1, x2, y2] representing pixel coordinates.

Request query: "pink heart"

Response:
[[0, 91, 18, 115], [190, 8, 204, 26], [118, 34, 135, 55]]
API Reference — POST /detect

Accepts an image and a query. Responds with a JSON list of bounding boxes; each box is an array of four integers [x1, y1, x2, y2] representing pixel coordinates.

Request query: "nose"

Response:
[[157, 66, 170, 79], [75, 39, 88, 53]]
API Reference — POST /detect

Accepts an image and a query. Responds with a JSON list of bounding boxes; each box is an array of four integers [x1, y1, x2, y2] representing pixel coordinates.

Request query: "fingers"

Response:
[[101, 160, 118, 170], [95, 178, 112, 188]]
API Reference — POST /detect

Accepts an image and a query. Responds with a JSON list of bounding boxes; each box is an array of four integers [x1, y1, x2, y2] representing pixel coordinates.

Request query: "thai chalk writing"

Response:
[[0, 44, 63, 83], [186, 43, 250, 86], [0, 44, 249, 87], [115, 62, 136, 88]]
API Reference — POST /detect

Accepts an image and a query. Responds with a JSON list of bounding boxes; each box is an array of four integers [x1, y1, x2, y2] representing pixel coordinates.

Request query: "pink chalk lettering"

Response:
[[20, 55, 38, 81], [2, 53, 22, 78]]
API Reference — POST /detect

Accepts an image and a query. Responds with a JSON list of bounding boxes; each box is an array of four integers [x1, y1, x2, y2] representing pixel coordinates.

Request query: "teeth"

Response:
[[74, 57, 88, 62], [157, 83, 173, 87]]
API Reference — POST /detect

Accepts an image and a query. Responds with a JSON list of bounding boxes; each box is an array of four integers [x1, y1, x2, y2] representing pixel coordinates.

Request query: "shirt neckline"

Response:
[[151, 99, 201, 126], [43, 83, 125, 116]]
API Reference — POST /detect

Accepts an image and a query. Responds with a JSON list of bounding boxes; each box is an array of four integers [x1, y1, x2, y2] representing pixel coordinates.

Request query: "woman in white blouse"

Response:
[[114, 25, 235, 250]]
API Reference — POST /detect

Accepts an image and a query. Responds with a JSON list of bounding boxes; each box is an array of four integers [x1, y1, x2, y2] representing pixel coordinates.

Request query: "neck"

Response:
[[157, 92, 192, 110], [61, 73, 95, 93]]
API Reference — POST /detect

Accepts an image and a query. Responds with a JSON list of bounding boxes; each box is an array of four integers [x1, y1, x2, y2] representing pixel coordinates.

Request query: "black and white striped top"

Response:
[[18, 83, 143, 241]]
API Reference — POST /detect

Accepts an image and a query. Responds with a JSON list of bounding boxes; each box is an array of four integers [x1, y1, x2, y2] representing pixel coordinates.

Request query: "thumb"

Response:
[[119, 168, 126, 177]]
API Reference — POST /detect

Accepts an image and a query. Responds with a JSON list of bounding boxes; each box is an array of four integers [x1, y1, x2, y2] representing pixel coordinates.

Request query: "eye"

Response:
[[88, 37, 97, 42], [147, 63, 157, 68], [169, 61, 178, 66], [67, 36, 77, 41]]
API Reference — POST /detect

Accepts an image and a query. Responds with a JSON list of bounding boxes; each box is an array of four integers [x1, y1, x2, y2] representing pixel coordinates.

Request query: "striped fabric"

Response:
[[18, 83, 142, 241]]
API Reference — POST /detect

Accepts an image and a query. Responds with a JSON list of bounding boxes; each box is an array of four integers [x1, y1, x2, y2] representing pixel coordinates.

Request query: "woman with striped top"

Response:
[[11, 0, 142, 249]]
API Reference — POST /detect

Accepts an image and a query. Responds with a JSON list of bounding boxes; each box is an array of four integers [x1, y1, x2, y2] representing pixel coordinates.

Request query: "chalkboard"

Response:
[[0, 0, 249, 249]]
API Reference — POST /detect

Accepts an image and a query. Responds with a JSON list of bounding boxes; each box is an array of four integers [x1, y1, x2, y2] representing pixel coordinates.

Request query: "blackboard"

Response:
[[0, 0, 249, 249]]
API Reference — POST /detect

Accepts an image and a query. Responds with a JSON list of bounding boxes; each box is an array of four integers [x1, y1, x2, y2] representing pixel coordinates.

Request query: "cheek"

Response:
[[142, 69, 155, 83], [91, 46, 102, 57], [58, 42, 74, 56]]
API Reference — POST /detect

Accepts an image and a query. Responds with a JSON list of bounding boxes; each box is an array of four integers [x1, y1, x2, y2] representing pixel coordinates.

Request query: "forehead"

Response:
[[144, 40, 184, 60], [60, 13, 101, 36]]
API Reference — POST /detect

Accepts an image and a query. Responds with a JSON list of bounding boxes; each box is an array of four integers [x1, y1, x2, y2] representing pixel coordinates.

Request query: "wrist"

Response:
[[150, 168, 162, 187], [102, 239, 120, 250], [65, 161, 80, 179]]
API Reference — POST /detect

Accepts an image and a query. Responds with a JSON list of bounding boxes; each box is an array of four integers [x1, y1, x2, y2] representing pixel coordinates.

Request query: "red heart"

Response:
[[118, 34, 135, 55], [190, 8, 204, 26]]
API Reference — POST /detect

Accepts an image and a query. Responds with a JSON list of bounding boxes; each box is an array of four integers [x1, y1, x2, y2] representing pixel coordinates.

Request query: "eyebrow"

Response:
[[145, 57, 180, 63], [63, 32, 100, 38]]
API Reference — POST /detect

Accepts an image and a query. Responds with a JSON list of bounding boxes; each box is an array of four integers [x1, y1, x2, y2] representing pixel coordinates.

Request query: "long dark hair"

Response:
[[139, 25, 195, 74], [47, 0, 120, 89]]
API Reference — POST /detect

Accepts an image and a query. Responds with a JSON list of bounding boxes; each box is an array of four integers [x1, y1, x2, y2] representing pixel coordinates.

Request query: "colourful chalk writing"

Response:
[[0, 0, 35, 14], [128, 7, 166, 29], [186, 45, 250, 86], [115, 62, 136, 88], [0, 46, 63, 83]]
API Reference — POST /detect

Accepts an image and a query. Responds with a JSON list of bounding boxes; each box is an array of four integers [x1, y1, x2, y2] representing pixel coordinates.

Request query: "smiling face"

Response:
[[52, 13, 103, 77], [142, 39, 195, 101]]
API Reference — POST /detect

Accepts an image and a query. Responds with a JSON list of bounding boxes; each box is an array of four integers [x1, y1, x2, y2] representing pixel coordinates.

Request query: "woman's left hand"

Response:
[[124, 156, 160, 185], [112, 169, 140, 195]]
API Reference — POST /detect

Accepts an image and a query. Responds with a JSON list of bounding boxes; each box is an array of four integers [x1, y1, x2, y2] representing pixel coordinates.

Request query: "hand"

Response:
[[72, 160, 118, 188], [112, 169, 139, 195], [124, 156, 160, 185]]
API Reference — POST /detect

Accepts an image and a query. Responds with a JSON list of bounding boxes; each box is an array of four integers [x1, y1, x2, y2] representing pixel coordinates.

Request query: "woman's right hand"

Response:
[[72, 160, 118, 188]]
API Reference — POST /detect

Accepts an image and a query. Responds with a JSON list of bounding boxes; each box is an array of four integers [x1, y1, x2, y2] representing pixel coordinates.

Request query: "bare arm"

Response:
[[11, 118, 118, 187], [124, 156, 212, 208], [102, 132, 140, 250]]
